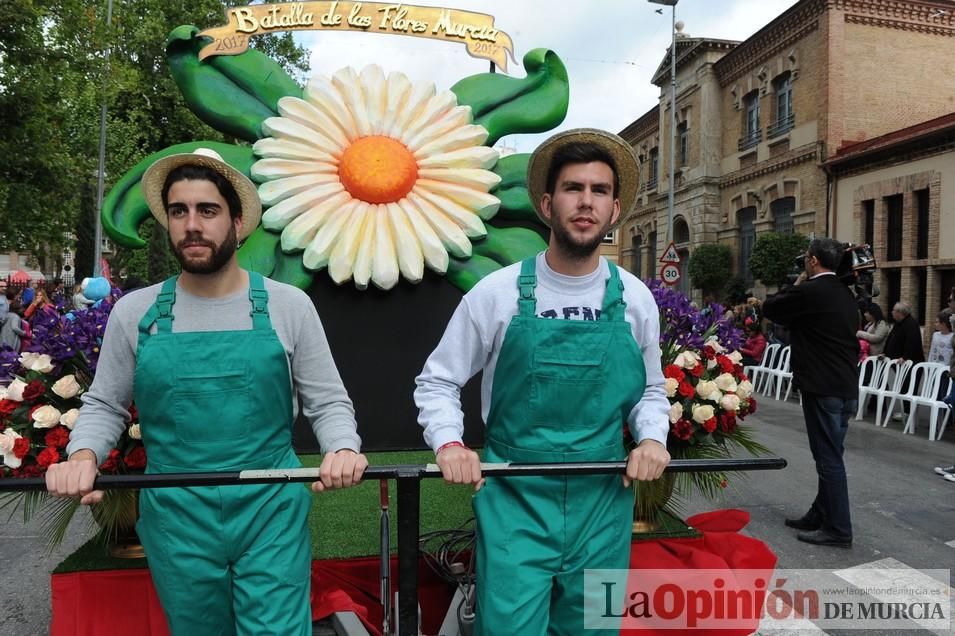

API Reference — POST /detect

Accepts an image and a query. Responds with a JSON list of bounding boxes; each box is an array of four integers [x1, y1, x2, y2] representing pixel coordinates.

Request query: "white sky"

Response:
[[292, 0, 800, 152]]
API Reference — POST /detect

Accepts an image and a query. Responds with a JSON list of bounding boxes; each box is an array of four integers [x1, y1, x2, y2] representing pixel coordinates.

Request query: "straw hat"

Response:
[[141, 148, 261, 241], [527, 128, 640, 229]]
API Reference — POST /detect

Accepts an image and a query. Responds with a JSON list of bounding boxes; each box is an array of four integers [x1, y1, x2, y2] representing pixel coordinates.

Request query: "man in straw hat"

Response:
[[46, 148, 367, 635], [415, 129, 671, 634]]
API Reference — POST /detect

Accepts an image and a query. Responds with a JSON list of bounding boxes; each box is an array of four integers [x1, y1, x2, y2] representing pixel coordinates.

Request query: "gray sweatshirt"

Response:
[[66, 276, 361, 464]]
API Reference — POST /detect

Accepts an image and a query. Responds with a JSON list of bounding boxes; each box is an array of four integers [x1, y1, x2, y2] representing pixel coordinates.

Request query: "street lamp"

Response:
[[648, 0, 678, 246]]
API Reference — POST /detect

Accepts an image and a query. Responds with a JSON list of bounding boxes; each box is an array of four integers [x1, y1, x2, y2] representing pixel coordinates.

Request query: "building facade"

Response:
[[617, 0, 955, 305]]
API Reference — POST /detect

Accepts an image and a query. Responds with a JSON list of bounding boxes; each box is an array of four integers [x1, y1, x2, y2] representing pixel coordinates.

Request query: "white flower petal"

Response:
[[388, 80, 435, 140], [258, 173, 340, 207], [385, 202, 424, 283], [359, 65, 387, 135], [262, 117, 344, 156], [253, 138, 338, 163], [414, 125, 488, 159], [303, 199, 360, 270], [277, 96, 350, 150], [406, 192, 473, 258], [399, 91, 458, 145], [415, 188, 489, 237], [371, 207, 400, 290], [262, 182, 344, 229], [396, 199, 449, 273], [417, 168, 501, 192], [416, 146, 499, 170], [328, 202, 371, 283], [304, 75, 359, 141], [381, 72, 412, 138], [404, 106, 472, 153], [352, 208, 378, 289], [415, 179, 500, 220], [280, 191, 352, 251], [251, 158, 338, 182], [333, 67, 373, 138]]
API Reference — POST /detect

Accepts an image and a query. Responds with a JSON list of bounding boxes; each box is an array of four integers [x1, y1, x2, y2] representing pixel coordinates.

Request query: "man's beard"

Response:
[[549, 214, 613, 261], [169, 226, 238, 274]]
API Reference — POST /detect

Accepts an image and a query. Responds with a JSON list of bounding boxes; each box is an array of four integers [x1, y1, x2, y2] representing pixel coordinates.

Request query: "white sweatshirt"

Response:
[[415, 251, 670, 453]]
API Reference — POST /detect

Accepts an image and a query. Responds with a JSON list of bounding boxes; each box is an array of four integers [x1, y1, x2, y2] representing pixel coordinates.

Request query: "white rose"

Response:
[[715, 373, 738, 393], [696, 381, 721, 402], [721, 393, 742, 412], [675, 350, 700, 370], [129, 424, 142, 440], [737, 380, 753, 400], [59, 408, 80, 430], [52, 375, 82, 399], [707, 358, 718, 370], [664, 377, 679, 398], [727, 351, 743, 364], [32, 405, 62, 429], [692, 404, 716, 424], [0, 429, 23, 468], [19, 352, 55, 374], [705, 338, 724, 354], [669, 402, 684, 424], [4, 379, 27, 402]]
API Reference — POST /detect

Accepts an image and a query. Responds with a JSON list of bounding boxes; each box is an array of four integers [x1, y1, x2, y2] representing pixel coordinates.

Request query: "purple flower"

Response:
[[645, 280, 743, 352]]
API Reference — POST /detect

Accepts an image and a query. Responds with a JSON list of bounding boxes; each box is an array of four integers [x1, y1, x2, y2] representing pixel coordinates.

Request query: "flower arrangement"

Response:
[[627, 282, 769, 520], [0, 296, 144, 548]]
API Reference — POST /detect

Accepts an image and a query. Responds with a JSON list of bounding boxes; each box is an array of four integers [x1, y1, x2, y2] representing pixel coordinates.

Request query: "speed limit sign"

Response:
[[660, 263, 681, 286]]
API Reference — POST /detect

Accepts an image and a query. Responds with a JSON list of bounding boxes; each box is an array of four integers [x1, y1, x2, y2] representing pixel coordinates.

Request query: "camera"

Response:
[[787, 243, 878, 310]]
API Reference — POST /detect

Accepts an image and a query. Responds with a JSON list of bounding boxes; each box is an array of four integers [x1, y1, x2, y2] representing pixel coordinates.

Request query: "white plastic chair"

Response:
[[883, 361, 936, 428], [899, 363, 951, 440], [744, 343, 779, 393], [761, 346, 792, 401], [855, 356, 889, 420], [872, 359, 913, 427]]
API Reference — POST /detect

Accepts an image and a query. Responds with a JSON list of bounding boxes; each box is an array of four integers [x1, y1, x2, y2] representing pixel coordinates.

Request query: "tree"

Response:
[[748, 232, 810, 288], [687, 244, 733, 299]]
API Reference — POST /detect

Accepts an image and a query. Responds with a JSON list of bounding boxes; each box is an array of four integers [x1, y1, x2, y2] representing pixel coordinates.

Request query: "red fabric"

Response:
[[50, 510, 774, 636]]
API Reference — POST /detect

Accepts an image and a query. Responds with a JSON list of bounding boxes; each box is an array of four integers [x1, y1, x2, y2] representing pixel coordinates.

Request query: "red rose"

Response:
[[701, 346, 716, 360], [747, 397, 758, 414], [718, 413, 737, 434], [717, 356, 735, 374], [678, 381, 695, 399], [128, 404, 139, 422], [37, 447, 60, 468], [44, 427, 71, 449], [663, 364, 686, 382], [688, 364, 704, 378], [22, 380, 45, 402], [13, 464, 41, 478], [124, 446, 147, 471], [100, 449, 121, 473], [13, 438, 30, 459], [702, 417, 717, 433], [671, 418, 694, 441], [720, 479, 728, 489], [0, 399, 18, 417]]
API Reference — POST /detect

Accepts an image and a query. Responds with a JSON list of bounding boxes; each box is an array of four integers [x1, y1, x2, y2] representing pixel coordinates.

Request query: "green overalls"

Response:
[[133, 272, 312, 636], [473, 257, 647, 635]]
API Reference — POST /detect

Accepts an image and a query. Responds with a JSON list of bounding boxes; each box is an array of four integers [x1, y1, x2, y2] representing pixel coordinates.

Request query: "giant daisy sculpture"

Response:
[[252, 65, 501, 290]]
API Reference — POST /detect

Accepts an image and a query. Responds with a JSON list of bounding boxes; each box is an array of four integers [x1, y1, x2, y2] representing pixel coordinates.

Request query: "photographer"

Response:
[[763, 238, 859, 548]]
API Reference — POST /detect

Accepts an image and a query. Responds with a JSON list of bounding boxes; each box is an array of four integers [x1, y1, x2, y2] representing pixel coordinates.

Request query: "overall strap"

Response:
[[517, 257, 537, 318], [600, 261, 627, 321], [248, 271, 272, 331], [137, 276, 178, 336]]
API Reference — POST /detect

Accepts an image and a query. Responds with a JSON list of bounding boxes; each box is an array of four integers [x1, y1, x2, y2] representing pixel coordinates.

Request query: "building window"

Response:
[[768, 73, 794, 137], [885, 194, 903, 261], [602, 230, 617, 245], [647, 231, 657, 279], [915, 189, 929, 259], [739, 91, 761, 151], [673, 217, 690, 245], [738, 206, 757, 285], [633, 235, 643, 278], [648, 148, 659, 190], [862, 199, 875, 248], [678, 122, 688, 166], [771, 197, 795, 234]]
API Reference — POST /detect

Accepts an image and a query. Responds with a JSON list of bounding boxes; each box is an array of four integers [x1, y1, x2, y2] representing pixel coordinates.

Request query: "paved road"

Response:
[[2, 396, 953, 634]]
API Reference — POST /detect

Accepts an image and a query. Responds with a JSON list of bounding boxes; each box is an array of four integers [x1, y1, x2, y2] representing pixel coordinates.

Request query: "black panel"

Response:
[[292, 269, 485, 452]]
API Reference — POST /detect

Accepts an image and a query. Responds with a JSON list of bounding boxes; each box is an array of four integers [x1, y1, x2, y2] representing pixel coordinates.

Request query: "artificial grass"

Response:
[[55, 450, 476, 573]]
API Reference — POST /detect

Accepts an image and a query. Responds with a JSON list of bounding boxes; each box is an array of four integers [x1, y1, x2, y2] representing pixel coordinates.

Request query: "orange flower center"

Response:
[[338, 136, 418, 204]]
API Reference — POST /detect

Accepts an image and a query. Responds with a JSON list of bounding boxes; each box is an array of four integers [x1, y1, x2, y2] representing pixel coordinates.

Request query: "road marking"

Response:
[[945, 539, 955, 549]]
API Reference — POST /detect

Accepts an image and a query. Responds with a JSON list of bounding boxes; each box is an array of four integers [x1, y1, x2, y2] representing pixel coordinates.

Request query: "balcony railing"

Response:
[[737, 128, 762, 152], [646, 177, 658, 191], [767, 112, 795, 139]]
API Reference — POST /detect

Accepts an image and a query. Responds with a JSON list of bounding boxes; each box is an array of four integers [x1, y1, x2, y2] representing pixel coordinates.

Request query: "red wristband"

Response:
[[436, 441, 466, 454]]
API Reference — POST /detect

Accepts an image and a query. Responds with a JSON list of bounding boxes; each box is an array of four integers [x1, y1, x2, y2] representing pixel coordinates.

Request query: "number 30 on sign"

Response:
[[660, 263, 681, 286]]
